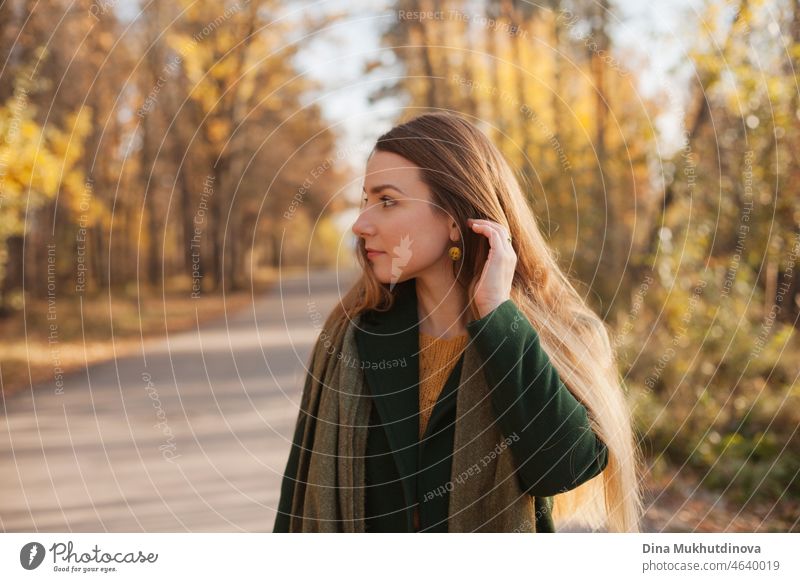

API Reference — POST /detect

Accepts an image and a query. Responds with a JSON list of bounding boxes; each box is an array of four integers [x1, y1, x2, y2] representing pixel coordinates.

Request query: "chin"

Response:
[[369, 266, 413, 287]]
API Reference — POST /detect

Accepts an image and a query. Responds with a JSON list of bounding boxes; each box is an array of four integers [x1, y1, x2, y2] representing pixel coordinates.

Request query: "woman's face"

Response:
[[352, 151, 456, 286]]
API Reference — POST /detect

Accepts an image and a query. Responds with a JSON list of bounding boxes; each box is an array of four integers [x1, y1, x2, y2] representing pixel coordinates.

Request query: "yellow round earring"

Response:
[[448, 245, 462, 261]]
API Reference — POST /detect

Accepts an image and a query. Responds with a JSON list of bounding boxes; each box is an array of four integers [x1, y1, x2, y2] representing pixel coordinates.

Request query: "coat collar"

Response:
[[355, 279, 421, 494], [354, 278, 466, 517]]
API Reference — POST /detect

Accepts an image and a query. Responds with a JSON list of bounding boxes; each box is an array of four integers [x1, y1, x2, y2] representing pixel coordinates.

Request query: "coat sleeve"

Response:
[[465, 299, 608, 497], [272, 374, 310, 532], [272, 418, 306, 531]]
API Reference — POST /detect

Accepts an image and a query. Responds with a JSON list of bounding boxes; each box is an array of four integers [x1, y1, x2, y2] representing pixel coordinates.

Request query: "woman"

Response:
[[274, 112, 643, 533]]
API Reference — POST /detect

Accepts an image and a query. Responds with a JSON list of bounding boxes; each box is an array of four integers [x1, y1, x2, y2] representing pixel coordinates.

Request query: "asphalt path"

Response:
[[1, 268, 358, 532]]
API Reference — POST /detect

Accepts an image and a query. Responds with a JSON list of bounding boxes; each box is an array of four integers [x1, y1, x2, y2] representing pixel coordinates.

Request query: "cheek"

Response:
[[410, 214, 451, 256], [387, 232, 448, 274], [368, 209, 450, 272]]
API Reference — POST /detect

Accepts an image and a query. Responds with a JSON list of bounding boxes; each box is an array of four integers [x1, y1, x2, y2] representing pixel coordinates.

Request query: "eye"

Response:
[[361, 195, 396, 208]]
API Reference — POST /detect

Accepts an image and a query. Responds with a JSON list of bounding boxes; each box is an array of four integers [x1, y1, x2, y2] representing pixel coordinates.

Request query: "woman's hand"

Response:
[[467, 218, 517, 318]]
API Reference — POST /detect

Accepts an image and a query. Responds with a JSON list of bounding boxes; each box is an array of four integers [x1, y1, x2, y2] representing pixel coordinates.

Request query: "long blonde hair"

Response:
[[324, 111, 643, 532]]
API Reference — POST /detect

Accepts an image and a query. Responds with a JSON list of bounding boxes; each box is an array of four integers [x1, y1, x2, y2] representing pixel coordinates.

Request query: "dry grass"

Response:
[[0, 270, 281, 399], [641, 458, 799, 532]]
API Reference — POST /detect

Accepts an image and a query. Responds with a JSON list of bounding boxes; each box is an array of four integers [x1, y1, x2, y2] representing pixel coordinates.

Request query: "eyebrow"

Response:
[[362, 184, 405, 196]]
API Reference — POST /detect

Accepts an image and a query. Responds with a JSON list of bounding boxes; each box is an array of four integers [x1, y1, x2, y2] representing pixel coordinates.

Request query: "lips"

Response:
[[365, 247, 385, 259]]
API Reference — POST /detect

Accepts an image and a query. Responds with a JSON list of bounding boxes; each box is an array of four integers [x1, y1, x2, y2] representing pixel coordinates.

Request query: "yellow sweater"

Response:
[[418, 332, 469, 440], [414, 331, 468, 531]]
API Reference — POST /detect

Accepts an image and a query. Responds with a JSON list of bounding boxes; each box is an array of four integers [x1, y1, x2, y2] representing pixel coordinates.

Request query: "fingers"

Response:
[[469, 221, 502, 250], [468, 218, 510, 240], [468, 218, 512, 250]]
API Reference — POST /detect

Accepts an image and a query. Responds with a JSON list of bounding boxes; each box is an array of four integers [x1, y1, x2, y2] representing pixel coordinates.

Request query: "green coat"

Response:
[[274, 278, 608, 533]]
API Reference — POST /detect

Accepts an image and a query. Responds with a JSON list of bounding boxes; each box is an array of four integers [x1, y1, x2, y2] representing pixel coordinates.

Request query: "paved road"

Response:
[[0, 269, 359, 532]]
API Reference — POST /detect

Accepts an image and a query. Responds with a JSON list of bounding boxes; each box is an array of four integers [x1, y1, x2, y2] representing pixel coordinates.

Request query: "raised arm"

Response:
[[466, 299, 608, 497]]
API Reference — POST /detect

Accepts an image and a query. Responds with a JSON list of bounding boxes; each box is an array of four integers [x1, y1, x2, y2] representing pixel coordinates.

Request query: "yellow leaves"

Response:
[[167, 32, 203, 82], [61, 171, 86, 204], [36, 160, 61, 196], [790, 42, 800, 62], [49, 106, 92, 167], [166, 31, 190, 58], [206, 118, 230, 144], [0, 114, 58, 200], [209, 56, 236, 81], [83, 196, 112, 230], [189, 82, 221, 114], [0, 98, 90, 238], [20, 120, 39, 141]]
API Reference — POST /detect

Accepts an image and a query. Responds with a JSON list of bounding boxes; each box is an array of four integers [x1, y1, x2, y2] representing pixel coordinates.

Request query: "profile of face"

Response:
[[352, 151, 459, 286]]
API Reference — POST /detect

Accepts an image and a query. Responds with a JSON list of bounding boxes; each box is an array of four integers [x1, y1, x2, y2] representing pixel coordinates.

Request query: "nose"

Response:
[[352, 209, 376, 239]]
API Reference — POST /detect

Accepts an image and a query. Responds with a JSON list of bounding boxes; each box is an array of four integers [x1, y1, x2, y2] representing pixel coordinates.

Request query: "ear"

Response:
[[449, 220, 461, 242]]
